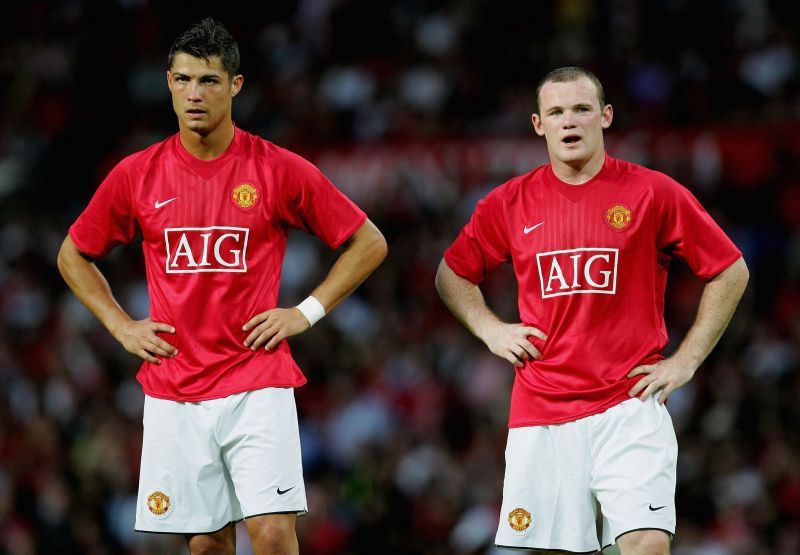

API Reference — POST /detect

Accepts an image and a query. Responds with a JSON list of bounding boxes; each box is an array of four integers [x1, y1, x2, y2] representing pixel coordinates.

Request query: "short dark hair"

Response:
[[168, 17, 240, 78], [535, 66, 605, 114]]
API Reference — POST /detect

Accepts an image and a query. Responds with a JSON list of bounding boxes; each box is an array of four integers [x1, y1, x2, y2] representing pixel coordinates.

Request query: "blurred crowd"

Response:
[[1, 1, 799, 554]]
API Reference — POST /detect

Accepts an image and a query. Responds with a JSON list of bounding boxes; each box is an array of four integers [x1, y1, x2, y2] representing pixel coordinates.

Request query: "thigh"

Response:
[[616, 528, 670, 554], [590, 397, 677, 549], [219, 388, 308, 518], [495, 424, 600, 553], [136, 395, 240, 534]]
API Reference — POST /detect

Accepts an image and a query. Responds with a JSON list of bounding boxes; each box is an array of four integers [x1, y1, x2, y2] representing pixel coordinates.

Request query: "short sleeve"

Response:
[[654, 174, 741, 281], [69, 158, 138, 258], [443, 187, 510, 284], [275, 150, 366, 249]]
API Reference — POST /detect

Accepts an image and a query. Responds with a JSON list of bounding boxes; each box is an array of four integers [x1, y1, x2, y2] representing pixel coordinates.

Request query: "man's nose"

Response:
[[187, 81, 202, 100]]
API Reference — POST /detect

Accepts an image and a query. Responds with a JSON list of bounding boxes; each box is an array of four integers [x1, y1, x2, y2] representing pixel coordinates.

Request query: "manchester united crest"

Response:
[[605, 204, 632, 231], [147, 490, 172, 518], [508, 507, 532, 534], [232, 183, 259, 209]]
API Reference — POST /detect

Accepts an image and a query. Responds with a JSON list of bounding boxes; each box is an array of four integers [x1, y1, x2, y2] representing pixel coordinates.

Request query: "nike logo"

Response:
[[154, 197, 178, 209], [276, 486, 296, 495], [523, 222, 545, 234], [648, 504, 667, 511]]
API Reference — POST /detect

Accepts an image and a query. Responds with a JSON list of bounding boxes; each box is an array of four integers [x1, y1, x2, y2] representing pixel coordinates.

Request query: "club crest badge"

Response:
[[604, 204, 632, 231], [232, 183, 259, 209], [508, 507, 532, 534], [147, 490, 172, 519]]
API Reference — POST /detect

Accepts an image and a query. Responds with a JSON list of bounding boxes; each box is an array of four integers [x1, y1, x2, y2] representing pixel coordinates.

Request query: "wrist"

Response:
[[107, 315, 131, 340], [473, 316, 498, 343], [296, 296, 326, 326]]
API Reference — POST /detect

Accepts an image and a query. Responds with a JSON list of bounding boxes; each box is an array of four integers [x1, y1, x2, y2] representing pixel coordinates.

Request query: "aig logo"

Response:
[[536, 248, 618, 298], [164, 227, 249, 273]]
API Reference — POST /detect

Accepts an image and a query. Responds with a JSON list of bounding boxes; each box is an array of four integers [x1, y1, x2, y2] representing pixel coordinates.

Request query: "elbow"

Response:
[[355, 219, 387, 269], [364, 226, 388, 269], [57, 235, 93, 279], [731, 256, 749, 287], [737, 257, 750, 293], [371, 229, 388, 266], [56, 237, 71, 278], [722, 256, 749, 299], [434, 259, 448, 298]]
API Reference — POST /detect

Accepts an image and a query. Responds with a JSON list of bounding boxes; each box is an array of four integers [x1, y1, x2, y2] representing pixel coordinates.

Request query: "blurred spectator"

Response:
[[1, 1, 799, 553]]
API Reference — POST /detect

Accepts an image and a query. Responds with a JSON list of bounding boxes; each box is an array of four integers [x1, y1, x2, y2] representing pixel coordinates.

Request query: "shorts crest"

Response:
[[147, 489, 172, 519], [508, 506, 532, 534]]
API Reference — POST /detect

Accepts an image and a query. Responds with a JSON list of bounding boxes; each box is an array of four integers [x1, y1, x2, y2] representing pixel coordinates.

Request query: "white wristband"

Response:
[[296, 296, 326, 326]]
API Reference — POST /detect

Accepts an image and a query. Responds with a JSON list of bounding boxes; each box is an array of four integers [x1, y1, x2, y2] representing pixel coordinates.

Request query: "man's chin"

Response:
[[557, 150, 587, 164], [184, 120, 211, 136]]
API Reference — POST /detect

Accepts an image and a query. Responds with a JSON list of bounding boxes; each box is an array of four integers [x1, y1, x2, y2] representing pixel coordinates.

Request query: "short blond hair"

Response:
[[535, 66, 605, 113]]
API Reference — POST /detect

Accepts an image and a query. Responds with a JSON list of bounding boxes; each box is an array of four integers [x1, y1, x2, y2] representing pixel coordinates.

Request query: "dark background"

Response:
[[1, 1, 799, 553]]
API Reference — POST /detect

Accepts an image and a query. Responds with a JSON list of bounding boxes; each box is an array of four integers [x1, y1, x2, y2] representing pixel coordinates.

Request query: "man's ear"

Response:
[[601, 104, 613, 130], [230, 74, 244, 97], [531, 113, 545, 137]]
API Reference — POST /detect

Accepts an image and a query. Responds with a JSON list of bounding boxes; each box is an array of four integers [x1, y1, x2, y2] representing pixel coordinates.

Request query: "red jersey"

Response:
[[444, 155, 741, 427], [70, 128, 366, 401]]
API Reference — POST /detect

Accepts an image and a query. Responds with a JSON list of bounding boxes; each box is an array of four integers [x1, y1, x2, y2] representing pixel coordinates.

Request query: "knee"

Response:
[[188, 533, 235, 555], [263, 531, 297, 555], [249, 518, 298, 555]]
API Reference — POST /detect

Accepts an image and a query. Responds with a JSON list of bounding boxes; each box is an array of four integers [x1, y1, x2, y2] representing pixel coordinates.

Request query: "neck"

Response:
[[550, 148, 606, 185], [178, 120, 235, 161]]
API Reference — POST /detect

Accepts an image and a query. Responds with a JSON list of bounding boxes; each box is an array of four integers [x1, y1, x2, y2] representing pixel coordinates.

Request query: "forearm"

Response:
[[309, 219, 387, 312], [57, 236, 132, 337], [672, 257, 749, 369], [434, 259, 501, 339]]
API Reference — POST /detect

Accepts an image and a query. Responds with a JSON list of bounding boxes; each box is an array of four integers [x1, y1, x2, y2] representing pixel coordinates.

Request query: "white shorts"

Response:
[[135, 387, 307, 534], [495, 396, 677, 552]]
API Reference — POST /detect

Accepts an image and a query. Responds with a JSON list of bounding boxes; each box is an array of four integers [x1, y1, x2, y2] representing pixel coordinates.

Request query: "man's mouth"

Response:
[[562, 135, 581, 144]]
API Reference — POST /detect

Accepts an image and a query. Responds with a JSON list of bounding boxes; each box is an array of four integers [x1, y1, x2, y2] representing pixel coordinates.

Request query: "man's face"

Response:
[[531, 76, 612, 168], [167, 53, 242, 136]]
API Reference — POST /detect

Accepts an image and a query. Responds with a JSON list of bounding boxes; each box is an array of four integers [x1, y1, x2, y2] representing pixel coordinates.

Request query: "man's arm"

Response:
[[57, 235, 178, 364], [434, 259, 546, 367], [628, 256, 749, 403], [242, 218, 388, 350]]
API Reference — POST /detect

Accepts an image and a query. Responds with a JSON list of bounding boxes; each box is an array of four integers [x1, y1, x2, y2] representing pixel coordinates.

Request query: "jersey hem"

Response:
[[508, 393, 632, 427], [140, 379, 307, 402], [494, 544, 597, 553]]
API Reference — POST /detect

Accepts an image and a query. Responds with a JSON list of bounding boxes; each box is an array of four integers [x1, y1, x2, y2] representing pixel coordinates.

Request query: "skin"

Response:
[[531, 76, 613, 185], [435, 260, 547, 367], [435, 75, 749, 555], [57, 52, 388, 555], [167, 52, 243, 160]]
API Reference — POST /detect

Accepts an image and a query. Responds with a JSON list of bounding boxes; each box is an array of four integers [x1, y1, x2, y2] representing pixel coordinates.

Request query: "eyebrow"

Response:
[[546, 102, 594, 113], [171, 71, 223, 80]]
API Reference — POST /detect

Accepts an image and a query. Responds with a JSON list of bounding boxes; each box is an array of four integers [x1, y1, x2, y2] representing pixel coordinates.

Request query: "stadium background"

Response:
[[1, 1, 799, 553]]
